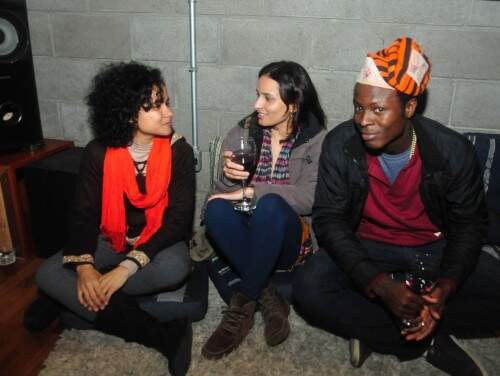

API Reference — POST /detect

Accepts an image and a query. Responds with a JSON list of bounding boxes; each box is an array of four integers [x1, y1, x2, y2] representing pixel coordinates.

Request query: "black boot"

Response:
[[94, 292, 192, 376], [23, 292, 61, 333]]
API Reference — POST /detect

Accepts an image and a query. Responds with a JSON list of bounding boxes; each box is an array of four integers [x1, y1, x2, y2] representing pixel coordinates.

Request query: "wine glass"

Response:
[[230, 136, 256, 213], [400, 252, 439, 329]]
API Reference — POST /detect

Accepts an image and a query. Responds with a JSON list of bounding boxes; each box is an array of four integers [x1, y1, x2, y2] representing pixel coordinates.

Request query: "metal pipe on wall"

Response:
[[188, 0, 202, 172]]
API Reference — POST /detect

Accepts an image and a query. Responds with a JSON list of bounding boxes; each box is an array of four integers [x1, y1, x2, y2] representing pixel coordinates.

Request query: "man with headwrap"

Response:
[[293, 37, 500, 375]]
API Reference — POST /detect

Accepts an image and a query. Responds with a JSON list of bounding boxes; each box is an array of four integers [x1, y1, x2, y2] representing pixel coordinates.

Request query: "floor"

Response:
[[0, 257, 60, 376]]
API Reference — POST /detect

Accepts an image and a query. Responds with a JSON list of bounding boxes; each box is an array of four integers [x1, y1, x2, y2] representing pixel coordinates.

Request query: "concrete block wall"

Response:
[[27, 0, 500, 219]]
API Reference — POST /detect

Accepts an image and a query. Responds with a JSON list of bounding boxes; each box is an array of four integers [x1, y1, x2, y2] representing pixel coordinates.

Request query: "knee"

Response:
[[257, 193, 287, 211], [126, 243, 191, 294], [35, 253, 64, 293], [205, 198, 232, 224], [255, 194, 290, 222]]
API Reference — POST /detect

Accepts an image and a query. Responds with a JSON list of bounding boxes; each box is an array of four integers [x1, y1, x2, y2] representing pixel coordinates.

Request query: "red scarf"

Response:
[[100, 137, 172, 252]]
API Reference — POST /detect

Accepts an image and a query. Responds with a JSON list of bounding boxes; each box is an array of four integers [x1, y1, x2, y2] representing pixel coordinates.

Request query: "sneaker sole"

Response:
[[349, 339, 361, 368]]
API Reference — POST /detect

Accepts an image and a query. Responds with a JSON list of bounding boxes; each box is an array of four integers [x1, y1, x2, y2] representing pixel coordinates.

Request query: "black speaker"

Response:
[[0, 0, 43, 151], [24, 147, 83, 258]]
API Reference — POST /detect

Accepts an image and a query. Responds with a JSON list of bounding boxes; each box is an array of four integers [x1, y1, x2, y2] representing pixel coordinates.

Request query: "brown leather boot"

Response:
[[202, 292, 257, 359], [258, 284, 290, 346]]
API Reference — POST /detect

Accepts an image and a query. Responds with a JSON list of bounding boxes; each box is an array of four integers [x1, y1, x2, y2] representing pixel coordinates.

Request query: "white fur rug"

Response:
[[41, 283, 500, 375]]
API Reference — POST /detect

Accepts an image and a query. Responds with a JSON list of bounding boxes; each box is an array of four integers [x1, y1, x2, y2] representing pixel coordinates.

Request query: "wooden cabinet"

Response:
[[0, 139, 74, 258]]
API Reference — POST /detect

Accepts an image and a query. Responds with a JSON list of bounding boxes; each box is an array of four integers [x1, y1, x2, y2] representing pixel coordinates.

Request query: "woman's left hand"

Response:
[[208, 187, 254, 202], [99, 266, 130, 303]]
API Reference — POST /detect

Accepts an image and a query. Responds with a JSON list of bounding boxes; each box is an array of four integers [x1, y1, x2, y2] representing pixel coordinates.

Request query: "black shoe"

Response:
[[95, 292, 192, 376], [23, 293, 60, 333], [425, 333, 487, 376], [167, 319, 193, 376], [349, 338, 372, 368]]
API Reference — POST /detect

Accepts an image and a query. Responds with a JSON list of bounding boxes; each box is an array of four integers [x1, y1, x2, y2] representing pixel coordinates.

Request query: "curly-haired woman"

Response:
[[24, 62, 194, 376]]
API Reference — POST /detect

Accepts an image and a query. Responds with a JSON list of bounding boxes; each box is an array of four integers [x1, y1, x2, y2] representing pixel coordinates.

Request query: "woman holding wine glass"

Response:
[[201, 61, 327, 359]]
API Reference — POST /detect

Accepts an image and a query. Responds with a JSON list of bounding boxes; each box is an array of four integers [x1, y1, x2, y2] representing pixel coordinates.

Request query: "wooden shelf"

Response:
[[0, 139, 74, 258]]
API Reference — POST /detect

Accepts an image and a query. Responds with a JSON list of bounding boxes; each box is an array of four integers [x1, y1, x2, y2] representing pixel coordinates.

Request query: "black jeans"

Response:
[[293, 239, 500, 359]]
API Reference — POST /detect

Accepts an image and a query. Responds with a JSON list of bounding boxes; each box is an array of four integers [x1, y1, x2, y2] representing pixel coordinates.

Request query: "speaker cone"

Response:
[[0, 10, 27, 63]]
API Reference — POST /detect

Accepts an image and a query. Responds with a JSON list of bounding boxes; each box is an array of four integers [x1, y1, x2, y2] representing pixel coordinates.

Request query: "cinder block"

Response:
[[27, 12, 52, 56], [60, 102, 93, 146], [267, 0, 361, 19], [421, 78, 453, 126], [155, 0, 187, 15], [360, 0, 469, 25], [131, 15, 218, 63], [219, 111, 251, 136], [176, 65, 256, 113], [222, 18, 313, 67], [33, 57, 99, 101], [310, 71, 358, 122], [412, 29, 500, 80], [312, 22, 384, 71], [326, 117, 345, 130], [195, 151, 212, 193], [190, 0, 267, 16], [52, 14, 130, 59], [88, 0, 158, 12], [173, 108, 218, 152], [39, 100, 62, 139], [470, 1, 500, 27], [451, 81, 500, 130], [26, 0, 86, 11]]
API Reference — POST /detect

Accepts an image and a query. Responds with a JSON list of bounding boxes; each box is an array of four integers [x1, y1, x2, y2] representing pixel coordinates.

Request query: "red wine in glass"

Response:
[[231, 136, 257, 212], [231, 150, 255, 173]]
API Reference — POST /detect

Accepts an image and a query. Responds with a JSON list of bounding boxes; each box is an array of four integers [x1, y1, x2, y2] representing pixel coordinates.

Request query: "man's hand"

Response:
[[421, 278, 455, 321], [99, 266, 130, 302], [402, 305, 438, 341], [76, 264, 106, 312], [372, 274, 424, 319], [402, 279, 456, 341]]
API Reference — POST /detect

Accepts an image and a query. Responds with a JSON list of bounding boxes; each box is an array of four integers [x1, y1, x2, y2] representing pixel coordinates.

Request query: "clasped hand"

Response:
[[374, 275, 452, 341], [76, 264, 129, 312]]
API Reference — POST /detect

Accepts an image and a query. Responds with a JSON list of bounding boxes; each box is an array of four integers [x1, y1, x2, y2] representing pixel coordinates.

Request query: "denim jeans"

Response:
[[205, 193, 302, 300], [293, 239, 500, 359]]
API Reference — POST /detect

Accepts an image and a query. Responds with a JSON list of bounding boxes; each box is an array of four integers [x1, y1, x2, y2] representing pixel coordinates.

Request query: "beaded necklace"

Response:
[[409, 126, 417, 160]]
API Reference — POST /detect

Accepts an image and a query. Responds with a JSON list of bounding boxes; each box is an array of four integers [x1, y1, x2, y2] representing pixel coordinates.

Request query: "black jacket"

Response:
[[313, 115, 488, 291]]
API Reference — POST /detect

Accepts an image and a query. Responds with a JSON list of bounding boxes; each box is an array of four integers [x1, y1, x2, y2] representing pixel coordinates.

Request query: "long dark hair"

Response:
[[258, 61, 326, 135]]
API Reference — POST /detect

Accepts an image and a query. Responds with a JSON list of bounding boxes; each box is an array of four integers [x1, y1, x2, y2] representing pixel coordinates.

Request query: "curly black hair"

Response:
[[86, 61, 165, 147]]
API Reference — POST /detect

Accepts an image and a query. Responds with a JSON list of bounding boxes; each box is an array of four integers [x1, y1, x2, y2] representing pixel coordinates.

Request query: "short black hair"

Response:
[[396, 91, 418, 115], [258, 61, 326, 135], [86, 61, 165, 147]]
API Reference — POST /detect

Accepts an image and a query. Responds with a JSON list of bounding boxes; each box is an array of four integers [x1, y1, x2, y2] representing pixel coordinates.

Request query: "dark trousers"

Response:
[[293, 240, 500, 359], [205, 193, 301, 300]]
